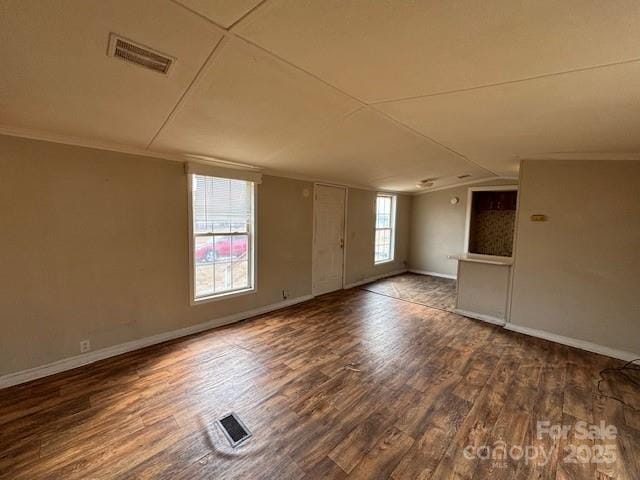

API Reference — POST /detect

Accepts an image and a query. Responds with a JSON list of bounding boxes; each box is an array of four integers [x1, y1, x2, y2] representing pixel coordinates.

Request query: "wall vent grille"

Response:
[[108, 33, 174, 74]]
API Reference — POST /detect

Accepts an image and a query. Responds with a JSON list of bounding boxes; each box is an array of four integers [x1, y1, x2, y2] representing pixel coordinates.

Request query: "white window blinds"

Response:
[[191, 174, 255, 300]]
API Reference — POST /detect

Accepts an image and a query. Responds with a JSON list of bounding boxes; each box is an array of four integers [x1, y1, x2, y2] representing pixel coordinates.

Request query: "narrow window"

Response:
[[190, 174, 255, 301], [374, 194, 396, 264]]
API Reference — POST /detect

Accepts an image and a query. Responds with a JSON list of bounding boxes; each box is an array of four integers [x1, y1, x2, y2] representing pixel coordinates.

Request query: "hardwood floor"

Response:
[[1, 289, 638, 479], [361, 273, 457, 311]]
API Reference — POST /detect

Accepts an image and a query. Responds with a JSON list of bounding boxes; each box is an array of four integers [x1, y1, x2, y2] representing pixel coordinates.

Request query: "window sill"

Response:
[[191, 287, 256, 306], [374, 259, 395, 266]]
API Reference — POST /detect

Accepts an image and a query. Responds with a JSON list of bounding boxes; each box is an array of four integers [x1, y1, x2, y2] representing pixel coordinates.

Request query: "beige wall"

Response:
[[456, 261, 511, 321], [409, 179, 518, 277], [0, 135, 315, 376], [3, 135, 637, 376], [344, 188, 411, 285], [509, 160, 640, 356], [0, 135, 414, 377]]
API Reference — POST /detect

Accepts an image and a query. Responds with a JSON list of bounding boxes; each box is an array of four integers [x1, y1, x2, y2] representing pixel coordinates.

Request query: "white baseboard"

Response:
[[0, 294, 314, 389], [5, 291, 634, 388], [504, 323, 639, 362], [344, 269, 408, 289], [409, 269, 457, 280], [454, 308, 506, 326]]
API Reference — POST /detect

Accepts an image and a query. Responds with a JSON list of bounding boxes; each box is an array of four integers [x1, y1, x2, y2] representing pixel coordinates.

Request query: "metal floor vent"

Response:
[[217, 412, 252, 447]]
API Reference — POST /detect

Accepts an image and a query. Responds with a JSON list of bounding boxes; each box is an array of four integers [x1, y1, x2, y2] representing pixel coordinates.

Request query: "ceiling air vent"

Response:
[[107, 33, 175, 74], [416, 178, 437, 189]]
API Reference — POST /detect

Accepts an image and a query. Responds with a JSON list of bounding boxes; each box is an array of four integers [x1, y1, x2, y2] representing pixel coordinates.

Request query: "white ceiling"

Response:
[[0, 0, 221, 148], [151, 36, 361, 163], [1, 0, 639, 191], [378, 61, 640, 177], [174, 0, 264, 28]]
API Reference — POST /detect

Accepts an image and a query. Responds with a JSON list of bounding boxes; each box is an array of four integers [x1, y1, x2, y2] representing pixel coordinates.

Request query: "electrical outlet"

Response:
[[80, 339, 91, 353]]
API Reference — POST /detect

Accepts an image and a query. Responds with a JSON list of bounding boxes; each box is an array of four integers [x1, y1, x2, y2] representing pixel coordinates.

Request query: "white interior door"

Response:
[[313, 184, 346, 295]]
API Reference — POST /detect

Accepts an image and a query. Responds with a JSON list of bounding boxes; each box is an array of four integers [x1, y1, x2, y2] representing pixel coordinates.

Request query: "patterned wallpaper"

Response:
[[469, 209, 516, 257]]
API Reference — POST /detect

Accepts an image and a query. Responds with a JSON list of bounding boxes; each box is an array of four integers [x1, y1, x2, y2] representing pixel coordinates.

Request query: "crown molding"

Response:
[[0, 125, 411, 194], [521, 153, 640, 161], [0, 124, 182, 162], [0, 125, 516, 195], [0, 124, 264, 172], [260, 168, 410, 195], [411, 176, 519, 195]]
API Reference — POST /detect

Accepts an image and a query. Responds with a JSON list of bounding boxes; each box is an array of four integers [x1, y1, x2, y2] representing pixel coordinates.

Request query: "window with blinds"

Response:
[[374, 194, 396, 264], [190, 174, 255, 301]]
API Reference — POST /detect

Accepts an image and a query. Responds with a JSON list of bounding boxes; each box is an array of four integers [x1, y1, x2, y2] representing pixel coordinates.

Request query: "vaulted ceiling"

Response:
[[1, 0, 639, 191]]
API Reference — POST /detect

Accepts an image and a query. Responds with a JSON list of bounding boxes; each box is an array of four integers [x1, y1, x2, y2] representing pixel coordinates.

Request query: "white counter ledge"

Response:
[[449, 254, 513, 266]]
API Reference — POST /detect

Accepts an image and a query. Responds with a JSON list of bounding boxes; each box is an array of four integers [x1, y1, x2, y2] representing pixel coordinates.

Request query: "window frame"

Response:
[[374, 193, 397, 265], [188, 174, 257, 305]]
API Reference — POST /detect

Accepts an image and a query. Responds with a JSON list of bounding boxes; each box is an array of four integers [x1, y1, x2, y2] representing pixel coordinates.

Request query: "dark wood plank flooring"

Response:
[[360, 273, 457, 311], [1, 289, 638, 479]]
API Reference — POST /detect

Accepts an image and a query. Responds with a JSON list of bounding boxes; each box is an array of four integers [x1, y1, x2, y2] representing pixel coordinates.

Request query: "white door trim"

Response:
[[312, 183, 347, 296]]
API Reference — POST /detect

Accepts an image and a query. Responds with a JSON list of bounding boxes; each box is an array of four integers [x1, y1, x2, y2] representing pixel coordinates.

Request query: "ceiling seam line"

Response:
[[145, 36, 226, 150], [259, 167, 402, 193], [169, 1, 371, 108], [228, 0, 271, 31], [218, 32, 502, 176], [162, 0, 501, 178], [261, 105, 366, 163], [230, 34, 369, 108], [368, 106, 499, 177], [169, 0, 228, 32], [371, 56, 640, 105], [170, 0, 640, 115]]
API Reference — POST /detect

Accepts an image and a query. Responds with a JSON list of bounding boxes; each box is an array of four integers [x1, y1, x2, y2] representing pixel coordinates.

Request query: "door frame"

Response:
[[312, 182, 348, 296]]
